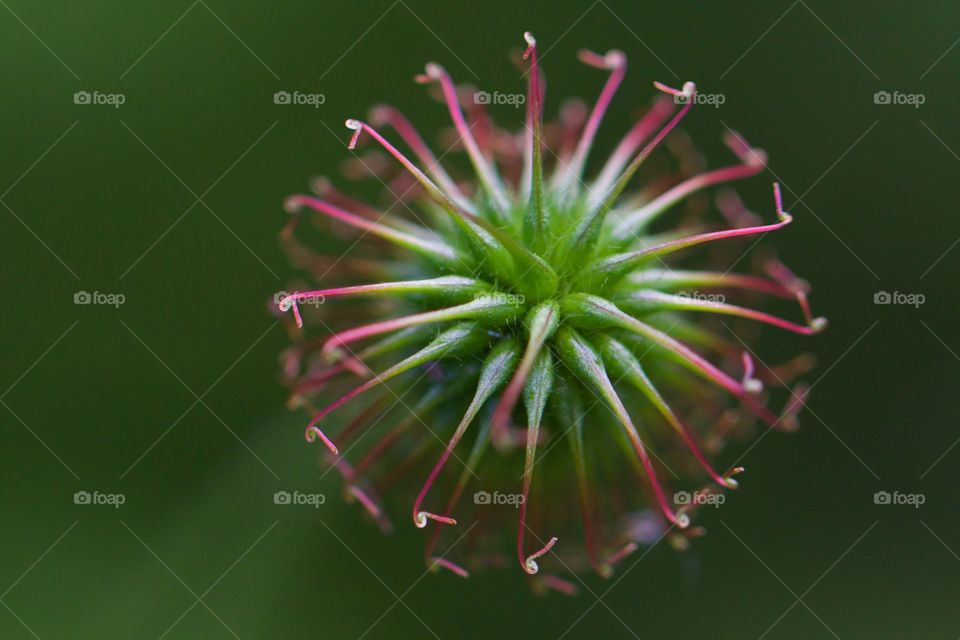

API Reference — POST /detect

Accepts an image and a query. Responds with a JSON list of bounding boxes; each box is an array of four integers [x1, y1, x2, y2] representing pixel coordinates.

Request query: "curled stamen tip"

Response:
[[810, 317, 829, 332], [276, 295, 293, 313], [523, 31, 536, 48], [305, 425, 338, 455], [653, 80, 696, 99], [724, 467, 745, 489], [420, 62, 443, 79], [675, 512, 691, 529], [523, 536, 558, 574], [744, 379, 763, 394], [414, 511, 457, 528], [344, 119, 363, 149], [283, 195, 304, 214], [725, 466, 745, 487]]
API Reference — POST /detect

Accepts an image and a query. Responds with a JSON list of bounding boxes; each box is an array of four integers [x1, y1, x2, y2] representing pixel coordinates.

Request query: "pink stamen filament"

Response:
[[523, 31, 547, 240], [586, 82, 696, 221], [369, 104, 476, 213], [572, 82, 696, 248], [413, 396, 492, 529], [416, 63, 511, 213], [625, 289, 828, 335], [555, 48, 627, 196], [592, 184, 793, 280], [345, 119, 470, 219], [624, 319, 783, 427], [589, 96, 675, 207], [607, 338, 738, 490], [575, 297, 782, 427], [285, 195, 454, 265], [561, 330, 689, 528], [310, 176, 425, 235], [320, 298, 510, 359], [412, 344, 516, 528], [614, 132, 768, 236], [517, 374, 552, 574], [346, 118, 528, 276], [278, 276, 484, 321], [628, 269, 797, 300], [307, 329, 479, 454]]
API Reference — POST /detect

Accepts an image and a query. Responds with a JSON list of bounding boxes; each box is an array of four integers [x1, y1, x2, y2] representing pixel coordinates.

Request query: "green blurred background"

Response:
[[1, 1, 957, 638]]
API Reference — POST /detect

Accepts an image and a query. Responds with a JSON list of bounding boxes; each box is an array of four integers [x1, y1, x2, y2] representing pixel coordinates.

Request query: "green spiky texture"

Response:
[[276, 34, 823, 588]]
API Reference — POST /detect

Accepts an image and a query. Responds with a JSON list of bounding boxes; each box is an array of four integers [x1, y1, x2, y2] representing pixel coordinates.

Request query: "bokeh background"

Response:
[[1, 1, 957, 638]]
